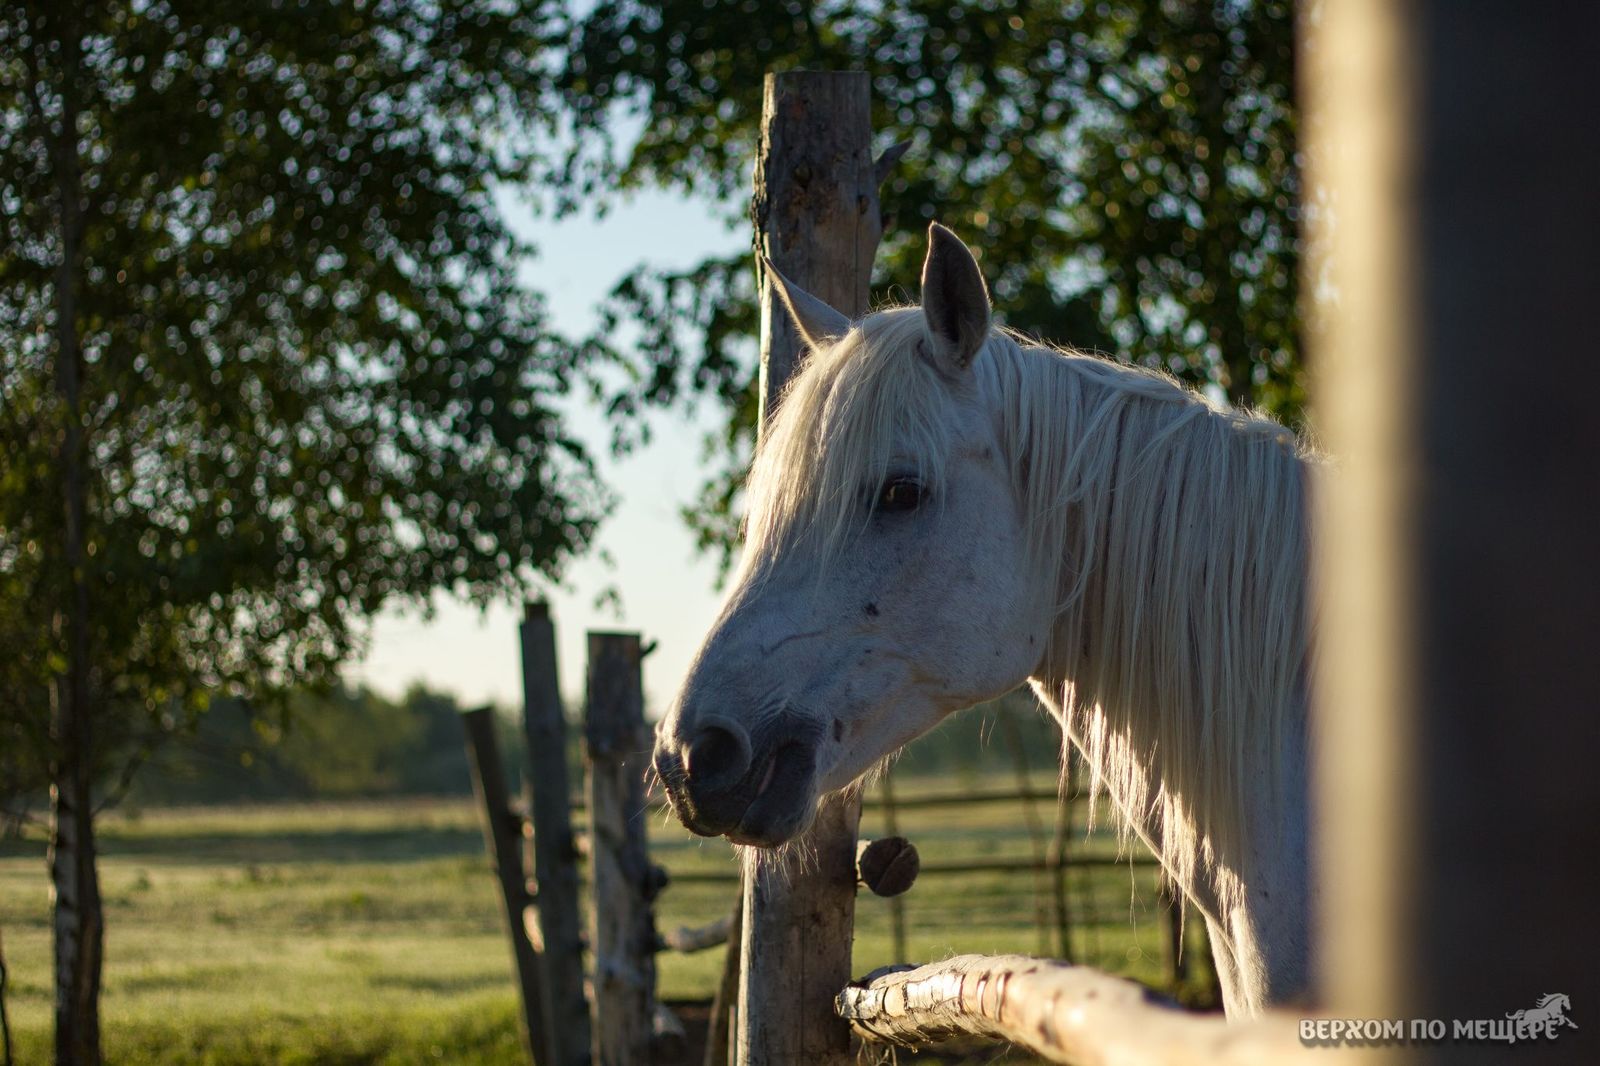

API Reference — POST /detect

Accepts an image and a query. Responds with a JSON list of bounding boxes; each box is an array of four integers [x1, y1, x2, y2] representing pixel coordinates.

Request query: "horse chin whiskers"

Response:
[[859, 750, 904, 792], [736, 829, 822, 884]]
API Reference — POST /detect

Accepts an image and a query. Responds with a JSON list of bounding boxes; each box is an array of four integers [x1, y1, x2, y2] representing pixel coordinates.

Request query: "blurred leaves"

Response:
[[548, 0, 1303, 573], [0, 0, 605, 796], [0, 0, 1306, 786]]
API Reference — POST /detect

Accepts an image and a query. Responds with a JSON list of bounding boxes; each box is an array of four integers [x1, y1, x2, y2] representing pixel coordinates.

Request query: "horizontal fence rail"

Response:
[[660, 853, 1157, 885], [837, 955, 1327, 1065]]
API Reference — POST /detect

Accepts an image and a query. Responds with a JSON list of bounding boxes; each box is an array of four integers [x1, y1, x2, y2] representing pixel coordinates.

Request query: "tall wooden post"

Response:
[[737, 70, 886, 1066], [519, 602, 588, 1066], [585, 632, 658, 1066], [1306, 3, 1599, 1061]]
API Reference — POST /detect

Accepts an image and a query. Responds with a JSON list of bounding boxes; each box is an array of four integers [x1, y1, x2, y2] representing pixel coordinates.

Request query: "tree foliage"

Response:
[[547, 0, 1301, 569], [0, 0, 603, 794]]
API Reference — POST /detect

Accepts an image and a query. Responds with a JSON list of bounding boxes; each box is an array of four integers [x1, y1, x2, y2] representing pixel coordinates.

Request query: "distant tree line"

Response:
[[106, 685, 1060, 809], [117, 686, 518, 807]]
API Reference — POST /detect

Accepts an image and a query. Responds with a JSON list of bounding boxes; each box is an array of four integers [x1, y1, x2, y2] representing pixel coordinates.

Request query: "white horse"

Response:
[[653, 223, 1315, 1017]]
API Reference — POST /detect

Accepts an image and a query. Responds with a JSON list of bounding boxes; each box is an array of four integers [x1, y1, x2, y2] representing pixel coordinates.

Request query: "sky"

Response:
[[347, 187, 746, 717]]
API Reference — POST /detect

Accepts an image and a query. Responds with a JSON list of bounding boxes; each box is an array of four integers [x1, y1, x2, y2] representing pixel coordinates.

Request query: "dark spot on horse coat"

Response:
[[832, 718, 845, 742], [864, 602, 879, 617]]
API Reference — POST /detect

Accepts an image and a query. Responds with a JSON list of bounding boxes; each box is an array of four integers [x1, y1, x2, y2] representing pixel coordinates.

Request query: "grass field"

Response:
[[0, 778, 1213, 1063]]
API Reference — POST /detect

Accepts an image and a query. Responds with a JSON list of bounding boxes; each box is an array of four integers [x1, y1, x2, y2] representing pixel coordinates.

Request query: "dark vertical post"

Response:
[[739, 69, 886, 1066], [462, 706, 549, 1065], [584, 632, 657, 1066], [878, 770, 908, 962], [1306, 3, 1600, 1061], [997, 707, 1050, 955], [1048, 746, 1076, 963], [1159, 882, 1188, 994], [1407, 4, 1598, 1056], [519, 602, 588, 1066], [702, 889, 743, 1066]]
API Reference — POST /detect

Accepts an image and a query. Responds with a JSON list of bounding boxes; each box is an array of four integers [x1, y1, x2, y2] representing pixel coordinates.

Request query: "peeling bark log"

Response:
[[837, 955, 1330, 1066]]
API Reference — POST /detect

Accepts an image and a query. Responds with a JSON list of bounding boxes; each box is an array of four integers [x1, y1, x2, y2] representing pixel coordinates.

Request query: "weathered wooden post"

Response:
[[462, 706, 551, 1064], [1305, 3, 1599, 1061], [584, 632, 659, 1066], [518, 602, 588, 1066], [736, 69, 890, 1065]]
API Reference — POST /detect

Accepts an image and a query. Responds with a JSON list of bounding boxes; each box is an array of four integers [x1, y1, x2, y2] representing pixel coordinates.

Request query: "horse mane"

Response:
[[741, 305, 1314, 915]]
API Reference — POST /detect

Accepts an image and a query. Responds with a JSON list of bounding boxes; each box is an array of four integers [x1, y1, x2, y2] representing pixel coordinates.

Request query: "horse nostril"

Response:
[[684, 722, 751, 791]]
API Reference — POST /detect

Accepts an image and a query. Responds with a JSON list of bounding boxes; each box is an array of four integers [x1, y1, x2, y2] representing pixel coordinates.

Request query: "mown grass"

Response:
[[0, 783, 1212, 1063]]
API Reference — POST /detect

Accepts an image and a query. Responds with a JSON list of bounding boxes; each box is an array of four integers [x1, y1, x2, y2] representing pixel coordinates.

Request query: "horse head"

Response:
[[652, 225, 1051, 846]]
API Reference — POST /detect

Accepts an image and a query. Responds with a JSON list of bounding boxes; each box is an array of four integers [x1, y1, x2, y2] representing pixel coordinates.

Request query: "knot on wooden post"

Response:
[[856, 836, 919, 897], [655, 913, 734, 954]]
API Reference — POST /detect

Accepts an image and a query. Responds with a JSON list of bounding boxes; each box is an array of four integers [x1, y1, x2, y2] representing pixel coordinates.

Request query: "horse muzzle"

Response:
[[652, 711, 821, 847]]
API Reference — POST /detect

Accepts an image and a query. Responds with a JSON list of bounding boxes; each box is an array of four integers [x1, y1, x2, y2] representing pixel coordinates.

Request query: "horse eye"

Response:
[[877, 477, 925, 513]]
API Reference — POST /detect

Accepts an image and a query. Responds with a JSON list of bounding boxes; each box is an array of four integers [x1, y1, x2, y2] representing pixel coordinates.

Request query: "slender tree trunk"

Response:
[[45, 9, 104, 1064], [1, 921, 14, 1066]]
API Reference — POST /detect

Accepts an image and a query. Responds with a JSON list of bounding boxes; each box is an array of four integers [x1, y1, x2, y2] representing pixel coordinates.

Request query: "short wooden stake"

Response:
[[462, 706, 551, 1064]]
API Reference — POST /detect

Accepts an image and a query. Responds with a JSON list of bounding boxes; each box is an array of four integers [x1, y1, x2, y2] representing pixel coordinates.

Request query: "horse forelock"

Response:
[[738, 307, 955, 583]]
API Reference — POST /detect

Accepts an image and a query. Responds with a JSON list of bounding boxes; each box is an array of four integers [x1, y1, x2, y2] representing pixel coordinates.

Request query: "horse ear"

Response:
[[763, 258, 851, 351], [920, 222, 992, 373]]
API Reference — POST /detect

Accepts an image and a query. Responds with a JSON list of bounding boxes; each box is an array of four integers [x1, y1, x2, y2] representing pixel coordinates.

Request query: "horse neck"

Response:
[[1007, 347, 1314, 1011]]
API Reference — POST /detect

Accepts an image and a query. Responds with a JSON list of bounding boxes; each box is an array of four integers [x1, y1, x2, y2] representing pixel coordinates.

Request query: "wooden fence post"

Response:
[[584, 632, 658, 1066], [519, 602, 588, 1066], [462, 706, 551, 1064], [1305, 2, 1599, 1058], [736, 68, 889, 1066]]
